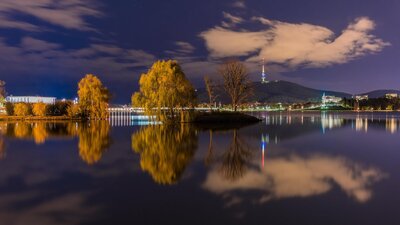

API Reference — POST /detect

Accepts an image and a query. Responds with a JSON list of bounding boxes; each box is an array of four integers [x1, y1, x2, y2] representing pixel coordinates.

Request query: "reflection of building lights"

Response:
[[386, 118, 398, 134], [321, 113, 344, 134], [261, 134, 269, 169], [355, 117, 368, 132]]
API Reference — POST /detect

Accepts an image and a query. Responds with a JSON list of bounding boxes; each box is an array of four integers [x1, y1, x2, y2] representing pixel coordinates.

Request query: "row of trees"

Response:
[[132, 59, 253, 122], [4, 59, 252, 120], [342, 97, 400, 110], [5, 102, 71, 117], [3, 74, 110, 119]]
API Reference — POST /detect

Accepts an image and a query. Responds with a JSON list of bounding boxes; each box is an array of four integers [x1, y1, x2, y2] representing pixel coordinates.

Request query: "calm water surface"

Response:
[[0, 112, 400, 225]]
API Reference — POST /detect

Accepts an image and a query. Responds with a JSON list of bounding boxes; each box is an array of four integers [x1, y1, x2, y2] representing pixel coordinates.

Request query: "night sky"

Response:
[[0, 0, 399, 103]]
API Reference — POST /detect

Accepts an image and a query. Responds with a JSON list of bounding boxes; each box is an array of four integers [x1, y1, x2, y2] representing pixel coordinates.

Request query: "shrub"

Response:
[[46, 101, 71, 116], [14, 103, 31, 116], [32, 102, 47, 116]]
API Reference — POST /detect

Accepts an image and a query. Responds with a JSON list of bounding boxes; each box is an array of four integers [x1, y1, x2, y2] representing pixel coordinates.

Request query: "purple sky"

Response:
[[0, 0, 398, 103]]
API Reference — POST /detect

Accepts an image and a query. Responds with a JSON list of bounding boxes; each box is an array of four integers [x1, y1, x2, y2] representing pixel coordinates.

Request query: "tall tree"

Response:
[[0, 80, 5, 98], [132, 60, 196, 121], [218, 60, 253, 111], [14, 103, 31, 116], [204, 76, 218, 111], [77, 74, 110, 119], [32, 103, 47, 116]]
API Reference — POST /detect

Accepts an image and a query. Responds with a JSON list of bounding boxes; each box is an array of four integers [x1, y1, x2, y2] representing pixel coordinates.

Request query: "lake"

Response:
[[0, 111, 399, 225]]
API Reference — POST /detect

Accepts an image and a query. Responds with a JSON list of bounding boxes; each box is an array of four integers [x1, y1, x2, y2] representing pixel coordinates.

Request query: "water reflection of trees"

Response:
[[131, 124, 198, 185], [219, 130, 252, 181], [0, 121, 111, 165], [203, 128, 253, 182], [77, 121, 111, 165], [0, 136, 5, 159]]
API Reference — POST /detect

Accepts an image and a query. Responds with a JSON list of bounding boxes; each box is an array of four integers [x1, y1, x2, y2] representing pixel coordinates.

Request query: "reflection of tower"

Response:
[[261, 58, 268, 84], [261, 134, 269, 168], [321, 92, 326, 109]]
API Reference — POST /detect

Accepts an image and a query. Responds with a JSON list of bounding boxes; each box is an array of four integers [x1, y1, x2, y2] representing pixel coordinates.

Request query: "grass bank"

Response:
[[0, 115, 80, 121]]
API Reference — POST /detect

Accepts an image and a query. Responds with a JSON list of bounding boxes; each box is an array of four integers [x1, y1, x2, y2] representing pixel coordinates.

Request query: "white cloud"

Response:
[[21, 37, 61, 52], [222, 12, 244, 28], [200, 17, 389, 69], [0, 0, 101, 31], [200, 27, 267, 57], [203, 154, 386, 203], [174, 41, 196, 54]]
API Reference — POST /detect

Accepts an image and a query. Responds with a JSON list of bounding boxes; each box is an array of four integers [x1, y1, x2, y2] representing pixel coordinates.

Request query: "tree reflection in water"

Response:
[[32, 123, 48, 144], [0, 121, 111, 165], [218, 129, 252, 181], [14, 122, 31, 139], [77, 121, 111, 165], [0, 123, 5, 159], [132, 124, 198, 185]]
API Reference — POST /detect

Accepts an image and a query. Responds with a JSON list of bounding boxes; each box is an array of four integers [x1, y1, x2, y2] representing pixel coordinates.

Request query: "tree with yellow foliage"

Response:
[[132, 60, 196, 122], [14, 103, 31, 116], [32, 102, 47, 116], [77, 74, 110, 119], [67, 103, 81, 118], [131, 124, 198, 185]]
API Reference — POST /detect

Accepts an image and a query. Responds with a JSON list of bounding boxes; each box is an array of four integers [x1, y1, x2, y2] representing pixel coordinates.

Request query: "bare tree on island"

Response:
[[218, 60, 253, 111], [203, 76, 218, 111]]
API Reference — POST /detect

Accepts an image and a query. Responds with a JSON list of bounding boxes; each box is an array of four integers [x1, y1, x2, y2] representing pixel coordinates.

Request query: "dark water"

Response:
[[0, 112, 400, 225]]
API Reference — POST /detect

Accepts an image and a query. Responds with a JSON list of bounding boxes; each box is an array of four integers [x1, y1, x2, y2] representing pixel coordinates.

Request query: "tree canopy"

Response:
[[218, 60, 253, 111], [14, 103, 31, 116], [132, 60, 196, 121], [77, 74, 110, 119], [32, 103, 47, 116]]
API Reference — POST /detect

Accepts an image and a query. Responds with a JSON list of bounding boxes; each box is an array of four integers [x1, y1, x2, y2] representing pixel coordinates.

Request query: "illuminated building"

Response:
[[385, 93, 399, 99], [261, 58, 268, 83], [6, 96, 56, 104], [321, 93, 342, 108], [354, 95, 368, 101]]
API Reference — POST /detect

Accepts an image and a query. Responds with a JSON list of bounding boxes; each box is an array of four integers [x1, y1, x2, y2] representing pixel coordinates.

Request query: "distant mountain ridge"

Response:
[[360, 90, 400, 98], [196, 80, 400, 104]]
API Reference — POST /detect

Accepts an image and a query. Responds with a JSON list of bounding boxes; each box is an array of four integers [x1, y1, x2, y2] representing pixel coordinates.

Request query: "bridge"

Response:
[[108, 107, 155, 126]]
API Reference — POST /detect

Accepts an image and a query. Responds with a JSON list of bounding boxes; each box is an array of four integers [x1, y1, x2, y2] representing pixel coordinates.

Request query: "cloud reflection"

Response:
[[203, 154, 385, 203]]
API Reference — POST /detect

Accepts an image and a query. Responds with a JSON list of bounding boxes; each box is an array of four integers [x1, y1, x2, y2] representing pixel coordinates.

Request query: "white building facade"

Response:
[[6, 96, 56, 104]]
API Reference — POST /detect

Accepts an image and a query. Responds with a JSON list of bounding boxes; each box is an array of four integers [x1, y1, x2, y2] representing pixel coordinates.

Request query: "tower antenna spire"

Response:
[[261, 57, 267, 83], [262, 58, 265, 73]]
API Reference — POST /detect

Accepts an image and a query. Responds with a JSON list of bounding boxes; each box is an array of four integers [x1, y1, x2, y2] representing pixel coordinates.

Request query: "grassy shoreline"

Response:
[[0, 115, 81, 121]]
